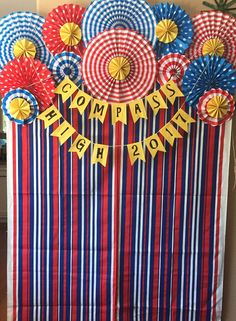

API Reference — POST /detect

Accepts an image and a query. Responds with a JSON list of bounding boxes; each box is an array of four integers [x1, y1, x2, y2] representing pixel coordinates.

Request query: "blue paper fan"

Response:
[[152, 3, 193, 59], [0, 12, 52, 70], [49, 52, 82, 86], [82, 0, 157, 47], [182, 55, 236, 108], [2, 88, 39, 125]]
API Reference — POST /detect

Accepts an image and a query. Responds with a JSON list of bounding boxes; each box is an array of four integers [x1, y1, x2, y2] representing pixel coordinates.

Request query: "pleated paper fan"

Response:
[[82, 29, 157, 103], [156, 53, 190, 86], [1, 88, 39, 125], [187, 11, 236, 68], [0, 57, 55, 111], [43, 4, 86, 56], [0, 12, 52, 70], [50, 52, 82, 86], [152, 3, 193, 59], [182, 55, 236, 108], [82, 0, 157, 47], [197, 89, 235, 126]]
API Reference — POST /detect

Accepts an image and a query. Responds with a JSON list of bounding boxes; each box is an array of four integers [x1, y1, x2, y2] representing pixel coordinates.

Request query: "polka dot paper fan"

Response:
[[0, 57, 55, 111], [82, 28, 157, 103]]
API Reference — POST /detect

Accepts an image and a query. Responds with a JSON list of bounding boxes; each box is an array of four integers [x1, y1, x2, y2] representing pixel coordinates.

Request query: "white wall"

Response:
[[0, 0, 36, 17]]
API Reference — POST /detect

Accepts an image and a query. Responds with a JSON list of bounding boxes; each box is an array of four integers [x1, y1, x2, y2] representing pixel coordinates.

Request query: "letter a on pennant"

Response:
[[146, 90, 168, 115], [69, 134, 91, 159], [127, 142, 146, 165], [160, 80, 184, 105], [129, 99, 147, 123], [69, 90, 92, 115], [38, 105, 62, 128], [159, 122, 182, 146], [51, 120, 76, 145], [89, 99, 109, 124], [145, 134, 166, 158], [92, 144, 109, 167], [172, 109, 196, 132], [54, 77, 78, 103]]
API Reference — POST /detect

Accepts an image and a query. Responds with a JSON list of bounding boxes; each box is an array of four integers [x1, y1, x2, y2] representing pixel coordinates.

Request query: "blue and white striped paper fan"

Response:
[[49, 52, 82, 86], [2, 88, 39, 125], [82, 0, 157, 47], [0, 12, 52, 70]]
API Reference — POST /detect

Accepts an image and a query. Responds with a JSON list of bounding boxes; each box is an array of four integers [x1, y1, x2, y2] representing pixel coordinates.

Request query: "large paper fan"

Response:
[[82, 0, 157, 47], [43, 4, 86, 56], [82, 29, 157, 103], [0, 12, 52, 70], [0, 57, 55, 111], [187, 11, 236, 68], [182, 55, 236, 108]]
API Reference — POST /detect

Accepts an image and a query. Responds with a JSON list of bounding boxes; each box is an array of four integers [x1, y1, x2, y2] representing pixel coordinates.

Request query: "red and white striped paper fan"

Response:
[[187, 11, 236, 68], [156, 53, 190, 86], [82, 29, 157, 103], [197, 88, 235, 126]]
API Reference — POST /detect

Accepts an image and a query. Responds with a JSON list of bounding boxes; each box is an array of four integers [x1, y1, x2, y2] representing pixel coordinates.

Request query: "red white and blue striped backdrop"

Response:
[[7, 91, 231, 321]]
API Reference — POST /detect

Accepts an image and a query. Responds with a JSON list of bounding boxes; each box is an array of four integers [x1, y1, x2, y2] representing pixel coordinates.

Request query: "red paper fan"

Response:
[[82, 28, 157, 103], [0, 57, 55, 111], [43, 4, 86, 56], [187, 11, 236, 68], [156, 53, 190, 86]]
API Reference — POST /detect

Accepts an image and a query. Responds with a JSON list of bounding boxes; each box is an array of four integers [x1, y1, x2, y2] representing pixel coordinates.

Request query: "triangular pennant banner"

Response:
[[51, 120, 76, 145], [127, 142, 146, 165], [92, 144, 109, 167], [146, 90, 168, 115], [69, 134, 91, 159], [69, 90, 92, 115], [89, 99, 109, 123], [129, 99, 147, 123], [172, 109, 196, 132], [161, 80, 184, 105], [159, 122, 182, 146], [54, 77, 78, 103], [145, 134, 166, 158], [38, 105, 62, 129], [111, 103, 127, 125]]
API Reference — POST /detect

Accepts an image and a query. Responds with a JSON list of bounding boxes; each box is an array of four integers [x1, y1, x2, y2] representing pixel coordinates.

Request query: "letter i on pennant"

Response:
[[51, 120, 76, 145]]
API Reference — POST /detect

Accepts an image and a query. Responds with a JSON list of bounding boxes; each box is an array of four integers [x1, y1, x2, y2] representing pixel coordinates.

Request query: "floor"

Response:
[[0, 223, 7, 321]]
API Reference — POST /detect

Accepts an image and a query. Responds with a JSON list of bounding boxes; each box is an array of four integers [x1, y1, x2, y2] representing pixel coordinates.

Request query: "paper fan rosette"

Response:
[[197, 89, 235, 126], [0, 57, 55, 111], [0, 12, 52, 70], [187, 11, 236, 68], [43, 4, 86, 56], [1, 88, 39, 125], [82, 29, 157, 103], [156, 53, 190, 86], [50, 52, 82, 86], [182, 55, 236, 108], [152, 3, 193, 59], [82, 0, 157, 47]]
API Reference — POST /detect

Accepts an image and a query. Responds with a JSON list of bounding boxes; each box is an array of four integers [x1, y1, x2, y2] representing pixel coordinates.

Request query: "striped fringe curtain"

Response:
[[7, 93, 231, 321]]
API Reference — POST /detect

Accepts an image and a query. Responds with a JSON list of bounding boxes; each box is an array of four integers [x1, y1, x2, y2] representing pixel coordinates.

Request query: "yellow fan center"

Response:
[[9, 98, 31, 120], [108, 56, 131, 81], [202, 38, 225, 57], [60, 22, 82, 46], [206, 95, 228, 119], [13, 39, 37, 58], [155, 19, 178, 43]]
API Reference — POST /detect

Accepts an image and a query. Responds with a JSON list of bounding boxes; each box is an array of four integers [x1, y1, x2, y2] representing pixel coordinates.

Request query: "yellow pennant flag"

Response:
[[127, 142, 146, 165], [54, 77, 78, 103], [129, 99, 147, 123], [111, 103, 127, 125], [51, 120, 76, 145], [92, 144, 109, 167], [171, 109, 196, 132], [69, 90, 92, 115], [146, 90, 168, 115], [89, 99, 109, 123], [145, 134, 166, 158], [38, 105, 62, 128], [159, 122, 182, 146], [69, 134, 91, 159], [160, 80, 184, 105]]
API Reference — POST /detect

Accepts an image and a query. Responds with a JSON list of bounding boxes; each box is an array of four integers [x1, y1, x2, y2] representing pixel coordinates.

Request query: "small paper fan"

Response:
[[182, 55, 236, 108], [156, 53, 190, 86], [50, 52, 82, 86], [152, 3, 193, 59], [82, 28, 157, 103], [1, 88, 39, 125], [187, 11, 236, 68], [0, 57, 55, 111], [197, 88, 235, 126], [0, 12, 52, 70], [82, 0, 157, 47], [43, 4, 86, 56]]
